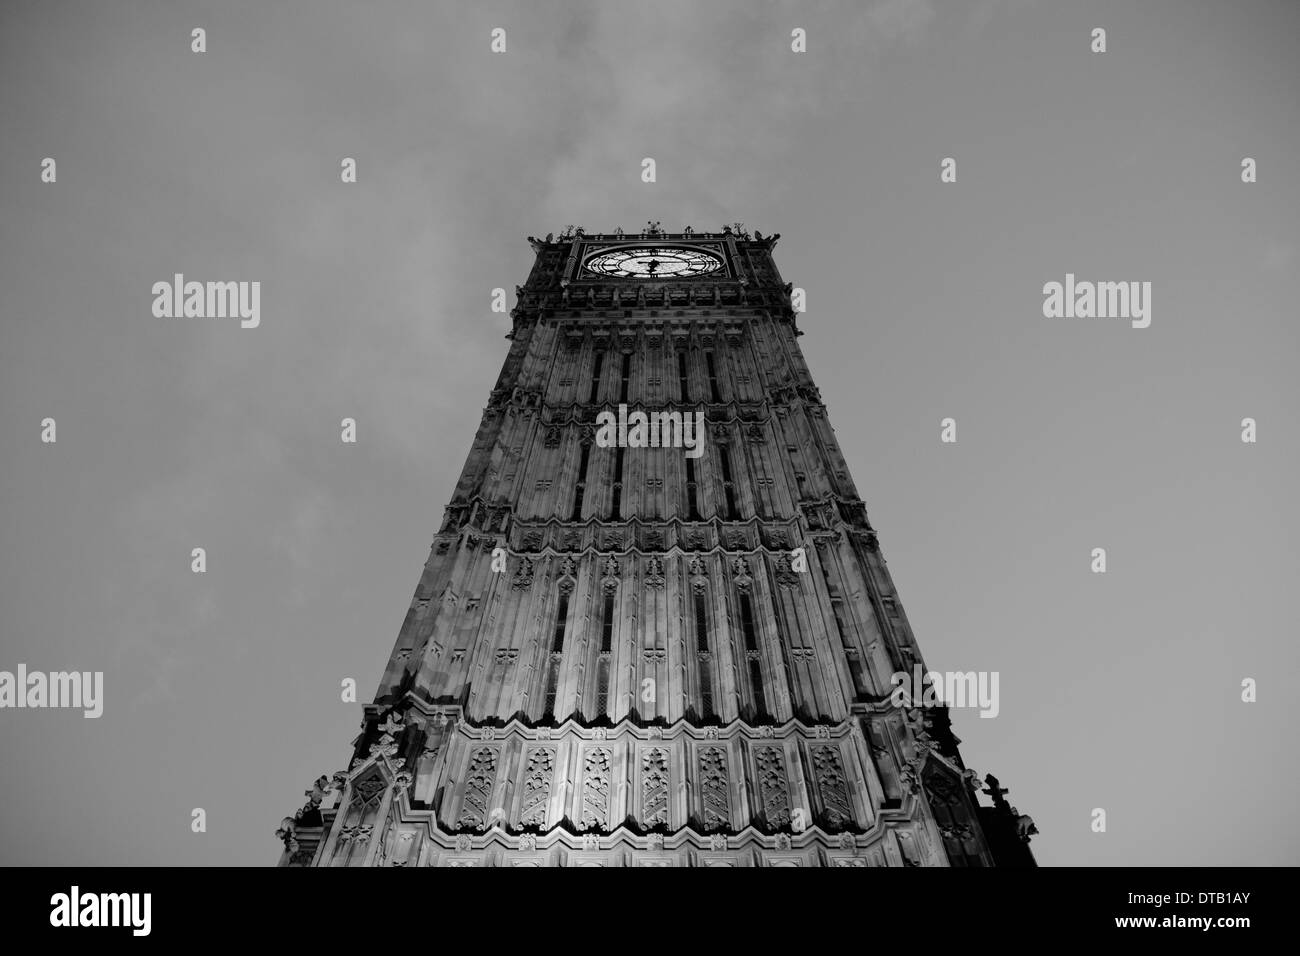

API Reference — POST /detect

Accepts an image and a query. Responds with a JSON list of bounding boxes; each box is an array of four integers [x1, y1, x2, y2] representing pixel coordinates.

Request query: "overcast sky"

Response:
[[1, 0, 1297, 866]]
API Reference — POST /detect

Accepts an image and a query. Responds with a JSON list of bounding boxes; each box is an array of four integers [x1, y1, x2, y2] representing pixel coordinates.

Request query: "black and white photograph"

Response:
[[1, 0, 1295, 939]]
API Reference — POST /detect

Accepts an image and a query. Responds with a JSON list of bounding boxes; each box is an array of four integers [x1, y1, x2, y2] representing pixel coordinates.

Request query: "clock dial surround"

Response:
[[583, 246, 725, 279]]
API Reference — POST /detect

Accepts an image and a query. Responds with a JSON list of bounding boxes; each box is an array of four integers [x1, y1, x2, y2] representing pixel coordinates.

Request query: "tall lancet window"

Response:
[[831, 598, 867, 699], [589, 350, 604, 404], [693, 587, 714, 720], [611, 446, 624, 520], [739, 590, 767, 719], [719, 445, 738, 519], [571, 441, 591, 521], [705, 350, 721, 403], [596, 590, 615, 717], [544, 583, 571, 720], [685, 456, 701, 520]]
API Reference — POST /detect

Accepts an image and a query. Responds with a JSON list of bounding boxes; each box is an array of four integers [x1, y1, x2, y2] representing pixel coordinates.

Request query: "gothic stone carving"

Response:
[[642, 748, 670, 827], [601, 555, 620, 592], [755, 746, 792, 828], [581, 748, 612, 831], [774, 553, 800, 589], [520, 748, 555, 828], [699, 747, 730, 831], [644, 555, 665, 589], [457, 748, 497, 830], [812, 745, 853, 829]]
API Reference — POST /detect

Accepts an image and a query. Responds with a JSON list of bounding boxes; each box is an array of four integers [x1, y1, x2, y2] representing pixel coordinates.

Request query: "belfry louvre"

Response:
[[276, 224, 1036, 867]]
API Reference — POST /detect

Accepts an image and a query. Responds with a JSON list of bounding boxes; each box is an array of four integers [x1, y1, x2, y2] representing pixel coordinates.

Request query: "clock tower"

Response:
[[275, 222, 1037, 867]]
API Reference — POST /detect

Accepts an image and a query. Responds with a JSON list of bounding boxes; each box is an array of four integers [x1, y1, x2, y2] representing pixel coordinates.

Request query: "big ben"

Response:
[[276, 222, 1036, 867]]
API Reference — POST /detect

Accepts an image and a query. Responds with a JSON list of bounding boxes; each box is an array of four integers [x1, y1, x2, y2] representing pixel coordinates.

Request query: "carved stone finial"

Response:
[[275, 817, 298, 851], [644, 555, 665, 589], [512, 557, 535, 590], [601, 555, 620, 590], [1013, 810, 1039, 842], [982, 773, 1010, 807]]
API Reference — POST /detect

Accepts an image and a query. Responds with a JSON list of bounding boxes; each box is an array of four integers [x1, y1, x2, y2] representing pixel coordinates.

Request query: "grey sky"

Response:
[[1, 0, 1297, 865]]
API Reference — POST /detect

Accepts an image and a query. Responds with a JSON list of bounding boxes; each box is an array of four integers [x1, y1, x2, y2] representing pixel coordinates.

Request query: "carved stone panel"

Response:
[[755, 746, 792, 829], [581, 748, 612, 832], [641, 748, 669, 827], [812, 745, 853, 829], [699, 747, 730, 831], [456, 748, 497, 831], [519, 748, 555, 828], [644, 556, 665, 590]]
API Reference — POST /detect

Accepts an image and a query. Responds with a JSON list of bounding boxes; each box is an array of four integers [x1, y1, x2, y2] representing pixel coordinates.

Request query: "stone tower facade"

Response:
[[276, 223, 1037, 867]]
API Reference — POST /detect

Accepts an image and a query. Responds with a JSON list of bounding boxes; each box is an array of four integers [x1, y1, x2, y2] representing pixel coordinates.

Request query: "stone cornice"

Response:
[[435, 495, 875, 545]]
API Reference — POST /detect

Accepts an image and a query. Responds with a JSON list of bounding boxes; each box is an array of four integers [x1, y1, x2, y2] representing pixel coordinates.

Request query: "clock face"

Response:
[[584, 246, 724, 279]]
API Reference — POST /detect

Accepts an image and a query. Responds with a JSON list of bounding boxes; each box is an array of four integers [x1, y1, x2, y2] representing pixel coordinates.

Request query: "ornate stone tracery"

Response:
[[699, 747, 730, 831], [812, 745, 853, 829], [581, 748, 612, 832], [641, 748, 670, 827], [755, 746, 792, 829], [456, 748, 497, 831], [519, 749, 554, 828]]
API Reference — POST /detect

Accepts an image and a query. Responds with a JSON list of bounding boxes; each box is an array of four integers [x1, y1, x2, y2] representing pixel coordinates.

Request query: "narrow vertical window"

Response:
[[831, 598, 867, 698], [571, 443, 591, 520], [620, 352, 631, 403], [694, 590, 713, 719], [788, 445, 807, 498], [544, 589, 570, 720], [611, 447, 624, 520], [739, 592, 766, 717], [596, 659, 610, 715], [544, 665, 559, 718], [739, 592, 758, 651], [601, 592, 615, 653], [749, 658, 767, 717], [706, 351, 721, 403], [719, 446, 738, 519], [677, 351, 689, 401], [589, 351, 604, 404], [552, 592, 570, 653], [596, 590, 615, 717], [685, 457, 701, 521]]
